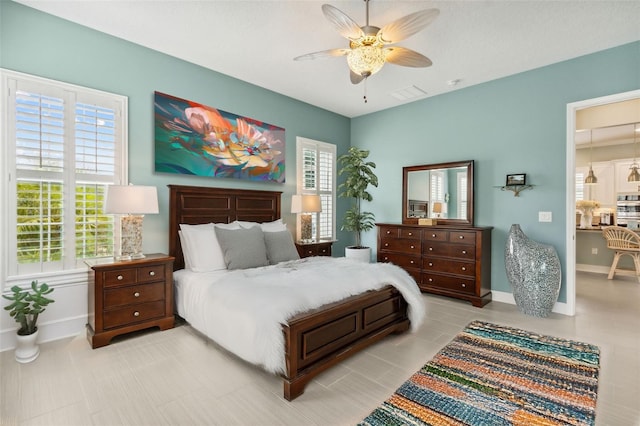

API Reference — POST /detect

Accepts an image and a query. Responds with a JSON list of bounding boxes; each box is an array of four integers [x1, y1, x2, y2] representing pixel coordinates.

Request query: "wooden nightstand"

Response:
[[86, 253, 175, 348], [295, 241, 333, 258]]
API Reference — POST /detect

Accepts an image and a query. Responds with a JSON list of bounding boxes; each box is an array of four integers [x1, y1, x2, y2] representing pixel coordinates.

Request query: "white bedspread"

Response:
[[174, 257, 425, 374]]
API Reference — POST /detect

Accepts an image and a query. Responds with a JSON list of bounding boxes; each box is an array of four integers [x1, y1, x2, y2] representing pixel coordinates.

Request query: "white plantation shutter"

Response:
[[3, 70, 127, 279], [297, 137, 336, 241], [457, 171, 468, 220]]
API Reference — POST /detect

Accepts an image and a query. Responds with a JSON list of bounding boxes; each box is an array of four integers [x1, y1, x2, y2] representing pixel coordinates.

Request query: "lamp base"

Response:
[[117, 215, 145, 261], [300, 214, 312, 242]]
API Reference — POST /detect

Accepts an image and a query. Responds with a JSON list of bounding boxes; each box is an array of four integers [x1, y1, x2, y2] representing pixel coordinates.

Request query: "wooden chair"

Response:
[[601, 226, 640, 282]]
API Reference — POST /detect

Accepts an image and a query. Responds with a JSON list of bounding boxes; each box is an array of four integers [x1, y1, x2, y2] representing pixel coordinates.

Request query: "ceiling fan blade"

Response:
[[294, 48, 350, 61], [350, 70, 365, 85], [378, 9, 440, 44], [384, 47, 433, 67], [322, 4, 364, 40]]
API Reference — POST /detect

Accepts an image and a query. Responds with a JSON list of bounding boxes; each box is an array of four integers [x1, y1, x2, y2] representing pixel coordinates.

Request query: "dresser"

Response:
[[295, 241, 333, 258], [377, 224, 492, 307], [86, 253, 175, 348]]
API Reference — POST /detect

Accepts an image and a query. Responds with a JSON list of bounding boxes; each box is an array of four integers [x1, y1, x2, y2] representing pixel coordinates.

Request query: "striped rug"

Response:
[[360, 320, 600, 426]]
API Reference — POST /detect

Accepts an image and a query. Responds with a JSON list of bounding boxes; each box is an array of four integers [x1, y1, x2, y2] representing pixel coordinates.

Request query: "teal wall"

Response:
[[0, 1, 352, 255], [2, 2, 639, 302], [352, 41, 640, 302]]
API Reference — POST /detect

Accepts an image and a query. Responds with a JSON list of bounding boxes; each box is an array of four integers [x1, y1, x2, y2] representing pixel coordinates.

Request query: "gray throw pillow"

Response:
[[264, 230, 300, 264], [214, 226, 269, 270]]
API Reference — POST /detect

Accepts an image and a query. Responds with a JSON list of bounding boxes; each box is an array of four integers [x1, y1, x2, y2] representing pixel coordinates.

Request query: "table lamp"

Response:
[[291, 194, 322, 242], [105, 185, 159, 260], [432, 202, 443, 218]]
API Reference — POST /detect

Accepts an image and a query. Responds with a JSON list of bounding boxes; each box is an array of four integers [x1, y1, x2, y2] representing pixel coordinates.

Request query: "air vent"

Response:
[[389, 85, 428, 101]]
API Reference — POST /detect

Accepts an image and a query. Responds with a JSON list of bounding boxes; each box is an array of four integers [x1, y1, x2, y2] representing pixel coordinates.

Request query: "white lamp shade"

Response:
[[105, 185, 159, 215], [291, 194, 322, 213]]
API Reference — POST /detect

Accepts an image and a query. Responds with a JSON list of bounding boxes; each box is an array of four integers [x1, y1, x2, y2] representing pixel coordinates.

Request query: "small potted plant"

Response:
[[3, 280, 55, 363], [338, 147, 379, 262]]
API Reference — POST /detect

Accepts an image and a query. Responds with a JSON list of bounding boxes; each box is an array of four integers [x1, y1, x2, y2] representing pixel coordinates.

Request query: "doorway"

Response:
[[566, 89, 640, 315]]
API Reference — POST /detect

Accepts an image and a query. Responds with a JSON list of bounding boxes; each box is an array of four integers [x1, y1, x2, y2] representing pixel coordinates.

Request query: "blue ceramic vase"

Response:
[[504, 224, 561, 317]]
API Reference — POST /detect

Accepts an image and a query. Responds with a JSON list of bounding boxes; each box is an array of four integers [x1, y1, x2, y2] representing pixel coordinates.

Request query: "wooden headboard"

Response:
[[168, 185, 282, 271]]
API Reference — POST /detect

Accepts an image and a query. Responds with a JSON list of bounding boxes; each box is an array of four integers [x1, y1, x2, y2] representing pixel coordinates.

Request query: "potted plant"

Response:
[[3, 280, 55, 363], [338, 147, 379, 262]]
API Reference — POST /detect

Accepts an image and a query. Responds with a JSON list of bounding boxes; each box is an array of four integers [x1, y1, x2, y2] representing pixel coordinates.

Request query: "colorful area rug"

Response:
[[360, 320, 600, 426]]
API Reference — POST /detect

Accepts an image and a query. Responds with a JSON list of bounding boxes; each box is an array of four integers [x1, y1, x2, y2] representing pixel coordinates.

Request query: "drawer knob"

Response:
[[408, 232, 413, 236], [461, 267, 466, 271], [410, 245, 415, 249], [384, 257, 388, 261], [431, 234, 436, 237], [134, 292, 140, 298], [462, 250, 467, 254], [428, 262, 433, 267], [386, 230, 391, 234], [149, 271, 156, 276], [117, 275, 123, 281], [428, 278, 433, 282], [321, 249, 327, 253], [133, 311, 140, 317], [459, 235, 464, 239], [307, 250, 313, 254], [461, 283, 466, 288], [410, 260, 414, 264], [429, 247, 433, 251], [385, 243, 389, 247]]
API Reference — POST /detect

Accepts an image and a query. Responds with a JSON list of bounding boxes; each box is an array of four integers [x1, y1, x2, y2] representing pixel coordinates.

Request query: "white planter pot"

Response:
[[15, 330, 40, 363], [345, 247, 371, 263]]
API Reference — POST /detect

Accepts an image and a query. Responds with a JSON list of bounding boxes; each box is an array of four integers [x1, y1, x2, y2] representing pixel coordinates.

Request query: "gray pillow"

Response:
[[214, 226, 269, 270], [264, 230, 300, 264]]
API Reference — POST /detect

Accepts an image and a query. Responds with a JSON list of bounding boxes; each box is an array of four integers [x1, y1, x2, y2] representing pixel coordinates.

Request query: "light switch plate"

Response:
[[539, 211, 552, 222]]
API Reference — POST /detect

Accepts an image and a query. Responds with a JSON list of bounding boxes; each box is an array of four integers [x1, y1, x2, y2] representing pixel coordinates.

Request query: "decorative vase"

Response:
[[504, 224, 561, 317], [15, 329, 40, 363], [580, 208, 594, 229]]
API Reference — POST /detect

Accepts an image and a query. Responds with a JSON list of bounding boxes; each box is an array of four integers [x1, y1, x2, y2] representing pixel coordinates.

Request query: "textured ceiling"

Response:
[[14, 0, 640, 118]]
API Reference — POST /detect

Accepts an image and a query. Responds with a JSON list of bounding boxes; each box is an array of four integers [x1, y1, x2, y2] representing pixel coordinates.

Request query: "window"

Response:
[[296, 137, 336, 241], [2, 70, 127, 285], [457, 171, 468, 220]]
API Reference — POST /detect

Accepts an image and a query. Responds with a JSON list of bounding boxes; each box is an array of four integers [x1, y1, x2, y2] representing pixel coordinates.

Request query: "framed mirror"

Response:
[[402, 160, 474, 226]]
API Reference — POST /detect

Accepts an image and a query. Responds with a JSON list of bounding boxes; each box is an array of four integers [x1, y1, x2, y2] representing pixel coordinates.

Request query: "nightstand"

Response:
[[86, 253, 175, 348], [295, 241, 333, 258]]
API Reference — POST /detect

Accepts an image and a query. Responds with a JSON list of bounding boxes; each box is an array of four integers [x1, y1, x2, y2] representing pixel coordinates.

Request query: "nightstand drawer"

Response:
[[103, 269, 137, 287], [137, 265, 165, 283], [103, 301, 165, 330], [104, 282, 165, 309], [295, 242, 333, 258]]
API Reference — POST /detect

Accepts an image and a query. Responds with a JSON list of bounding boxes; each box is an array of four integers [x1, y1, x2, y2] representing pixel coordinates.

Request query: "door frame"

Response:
[[565, 89, 640, 315]]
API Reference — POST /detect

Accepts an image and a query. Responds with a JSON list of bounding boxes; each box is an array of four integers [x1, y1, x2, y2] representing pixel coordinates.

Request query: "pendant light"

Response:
[[584, 129, 598, 185], [628, 123, 640, 182]]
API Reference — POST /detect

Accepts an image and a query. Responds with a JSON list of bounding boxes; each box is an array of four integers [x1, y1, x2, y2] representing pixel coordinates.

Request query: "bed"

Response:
[[168, 184, 424, 400]]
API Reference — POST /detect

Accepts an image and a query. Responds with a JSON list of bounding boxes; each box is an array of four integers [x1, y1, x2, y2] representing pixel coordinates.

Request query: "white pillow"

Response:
[[178, 230, 193, 270], [234, 219, 287, 232], [179, 222, 240, 272]]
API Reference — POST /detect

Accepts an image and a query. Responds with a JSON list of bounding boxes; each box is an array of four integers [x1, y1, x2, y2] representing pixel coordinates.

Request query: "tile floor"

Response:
[[1, 271, 639, 425]]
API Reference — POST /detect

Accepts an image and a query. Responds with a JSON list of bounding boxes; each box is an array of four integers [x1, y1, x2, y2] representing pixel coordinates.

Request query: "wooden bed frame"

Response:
[[168, 184, 411, 400]]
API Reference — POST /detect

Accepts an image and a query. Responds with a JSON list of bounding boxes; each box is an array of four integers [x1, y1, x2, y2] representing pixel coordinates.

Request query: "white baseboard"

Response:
[[0, 315, 86, 352], [491, 290, 571, 316]]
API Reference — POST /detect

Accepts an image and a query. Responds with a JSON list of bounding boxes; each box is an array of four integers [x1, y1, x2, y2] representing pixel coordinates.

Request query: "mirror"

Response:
[[402, 160, 474, 226]]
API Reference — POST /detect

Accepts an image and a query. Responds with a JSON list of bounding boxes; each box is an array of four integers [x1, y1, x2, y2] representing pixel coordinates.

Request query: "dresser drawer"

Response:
[[103, 300, 166, 330], [104, 282, 165, 309], [103, 268, 137, 287], [379, 226, 401, 238], [137, 265, 166, 283], [422, 273, 475, 295], [423, 230, 448, 242], [423, 242, 475, 260], [380, 238, 421, 254], [399, 228, 421, 240], [423, 257, 475, 277], [379, 252, 421, 270], [449, 231, 476, 244]]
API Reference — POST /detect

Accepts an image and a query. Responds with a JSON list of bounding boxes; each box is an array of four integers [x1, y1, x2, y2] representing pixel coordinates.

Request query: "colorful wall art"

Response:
[[154, 92, 285, 183]]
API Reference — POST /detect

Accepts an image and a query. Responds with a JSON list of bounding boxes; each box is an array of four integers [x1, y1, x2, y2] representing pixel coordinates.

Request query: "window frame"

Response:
[[295, 137, 336, 242], [1, 69, 128, 290]]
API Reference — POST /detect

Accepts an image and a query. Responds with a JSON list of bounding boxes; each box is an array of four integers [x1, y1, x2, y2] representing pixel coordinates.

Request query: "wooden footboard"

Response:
[[282, 285, 410, 401]]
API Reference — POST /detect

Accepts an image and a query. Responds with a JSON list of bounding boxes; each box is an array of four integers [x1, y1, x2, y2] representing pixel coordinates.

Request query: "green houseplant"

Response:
[[3, 280, 54, 363], [338, 147, 378, 259]]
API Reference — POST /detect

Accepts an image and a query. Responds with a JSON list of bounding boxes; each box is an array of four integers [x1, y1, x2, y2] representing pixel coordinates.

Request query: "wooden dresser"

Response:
[[377, 223, 492, 307], [86, 253, 175, 348]]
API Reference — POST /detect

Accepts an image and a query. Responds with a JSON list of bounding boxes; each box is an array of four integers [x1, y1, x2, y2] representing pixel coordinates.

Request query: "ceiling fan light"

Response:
[[347, 46, 386, 77]]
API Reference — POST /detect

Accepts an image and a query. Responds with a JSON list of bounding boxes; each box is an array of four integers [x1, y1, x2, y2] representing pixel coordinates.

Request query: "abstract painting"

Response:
[[154, 91, 285, 183]]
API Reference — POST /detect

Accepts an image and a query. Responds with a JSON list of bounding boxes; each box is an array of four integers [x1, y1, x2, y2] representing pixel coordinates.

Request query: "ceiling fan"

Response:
[[294, 0, 440, 85]]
